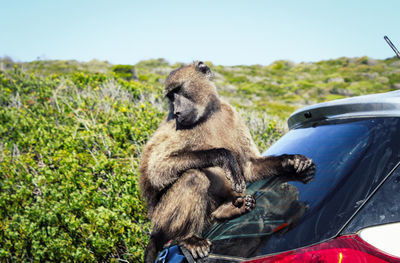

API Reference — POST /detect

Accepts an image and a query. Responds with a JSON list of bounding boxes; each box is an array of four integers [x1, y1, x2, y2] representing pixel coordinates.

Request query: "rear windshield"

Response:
[[206, 117, 400, 259]]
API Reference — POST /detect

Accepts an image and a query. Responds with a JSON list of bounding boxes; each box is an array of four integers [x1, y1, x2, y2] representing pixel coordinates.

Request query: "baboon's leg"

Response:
[[144, 230, 168, 263], [151, 169, 212, 259], [211, 195, 256, 221]]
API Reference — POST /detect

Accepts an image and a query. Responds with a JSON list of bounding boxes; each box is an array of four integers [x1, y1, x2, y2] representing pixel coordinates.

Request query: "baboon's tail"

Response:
[[144, 231, 167, 263]]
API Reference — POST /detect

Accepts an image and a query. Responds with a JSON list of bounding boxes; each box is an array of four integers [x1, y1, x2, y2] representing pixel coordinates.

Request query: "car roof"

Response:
[[288, 90, 400, 129]]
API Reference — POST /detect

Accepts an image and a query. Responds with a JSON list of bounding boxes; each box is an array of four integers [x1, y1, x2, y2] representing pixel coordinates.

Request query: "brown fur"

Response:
[[139, 62, 314, 262]]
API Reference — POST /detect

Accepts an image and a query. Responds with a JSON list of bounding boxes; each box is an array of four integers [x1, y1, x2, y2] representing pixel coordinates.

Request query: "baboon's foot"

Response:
[[233, 195, 256, 213], [179, 236, 211, 259]]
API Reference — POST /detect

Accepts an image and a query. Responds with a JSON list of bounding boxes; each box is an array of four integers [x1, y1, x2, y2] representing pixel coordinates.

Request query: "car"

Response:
[[155, 90, 400, 263]]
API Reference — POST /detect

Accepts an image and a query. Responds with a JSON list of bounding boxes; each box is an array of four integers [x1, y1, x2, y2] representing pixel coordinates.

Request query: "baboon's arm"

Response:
[[148, 148, 246, 193], [247, 154, 315, 183]]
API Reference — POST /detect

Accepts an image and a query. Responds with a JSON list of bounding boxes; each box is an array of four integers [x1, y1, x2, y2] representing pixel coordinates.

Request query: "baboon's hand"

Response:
[[214, 148, 245, 193], [223, 153, 245, 193], [282, 154, 315, 183], [225, 166, 246, 193]]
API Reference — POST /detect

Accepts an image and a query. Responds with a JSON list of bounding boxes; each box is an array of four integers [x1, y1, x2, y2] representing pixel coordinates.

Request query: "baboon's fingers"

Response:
[[284, 159, 294, 168], [237, 182, 246, 193], [199, 243, 210, 258], [245, 195, 256, 212], [196, 246, 205, 259], [241, 180, 246, 191], [284, 155, 315, 175], [181, 237, 211, 260], [230, 179, 244, 193], [299, 158, 315, 173], [190, 247, 198, 259], [206, 239, 212, 250], [296, 160, 305, 173], [300, 158, 312, 171], [306, 159, 314, 169], [234, 182, 244, 193], [294, 158, 300, 170]]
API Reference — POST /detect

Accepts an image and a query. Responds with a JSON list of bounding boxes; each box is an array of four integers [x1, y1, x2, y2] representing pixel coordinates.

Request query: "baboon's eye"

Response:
[[166, 91, 174, 100], [174, 85, 182, 93], [166, 85, 181, 100], [171, 85, 182, 96]]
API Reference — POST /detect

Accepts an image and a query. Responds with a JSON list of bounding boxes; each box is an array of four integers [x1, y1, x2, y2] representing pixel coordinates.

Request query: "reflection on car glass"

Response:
[[206, 176, 309, 241], [206, 121, 370, 241]]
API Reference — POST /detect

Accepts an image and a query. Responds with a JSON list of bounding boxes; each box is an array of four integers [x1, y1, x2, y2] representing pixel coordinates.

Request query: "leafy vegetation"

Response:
[[112, 65, 138, 81], [0, 64, 164, 262], [0, 55, 399, 261], [213, 56, 400, 118]]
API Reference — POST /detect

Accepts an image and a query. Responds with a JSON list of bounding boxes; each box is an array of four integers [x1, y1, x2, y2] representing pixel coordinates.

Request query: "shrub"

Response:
[[0, 68, 163, 262], [112, 65, 137, 81], [239, 110, 285, 150]]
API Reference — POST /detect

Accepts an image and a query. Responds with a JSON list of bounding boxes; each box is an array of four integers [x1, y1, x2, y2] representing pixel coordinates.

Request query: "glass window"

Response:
[[206, 118, 400, 259], [343, 164, 400, 233]]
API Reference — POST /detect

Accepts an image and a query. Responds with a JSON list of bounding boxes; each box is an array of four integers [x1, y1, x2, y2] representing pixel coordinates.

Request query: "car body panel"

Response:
[[158, 91, 400, 262], [288, 90, 400, 129]]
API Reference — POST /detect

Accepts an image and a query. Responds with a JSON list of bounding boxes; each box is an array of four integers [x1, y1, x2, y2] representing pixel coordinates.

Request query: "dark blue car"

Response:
[[157, 91, 400, 262]]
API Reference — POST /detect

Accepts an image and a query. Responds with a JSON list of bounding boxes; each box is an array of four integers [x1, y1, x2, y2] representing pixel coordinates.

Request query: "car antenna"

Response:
[[384, 35, 400, 59]]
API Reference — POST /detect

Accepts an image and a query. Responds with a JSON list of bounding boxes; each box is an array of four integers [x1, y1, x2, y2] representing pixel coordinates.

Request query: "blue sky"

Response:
[[2, 0, 400, 65]]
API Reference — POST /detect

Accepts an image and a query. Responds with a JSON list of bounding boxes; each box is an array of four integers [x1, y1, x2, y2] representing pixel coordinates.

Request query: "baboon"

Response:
[[139, 61, 315, 262]]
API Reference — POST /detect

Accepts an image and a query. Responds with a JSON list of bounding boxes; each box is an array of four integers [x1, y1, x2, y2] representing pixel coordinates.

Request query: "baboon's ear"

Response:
[[195, 61, 211, 75]]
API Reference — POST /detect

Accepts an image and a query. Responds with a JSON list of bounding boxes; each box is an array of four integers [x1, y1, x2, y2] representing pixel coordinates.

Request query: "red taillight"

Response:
[[243, 235, 400, 263]]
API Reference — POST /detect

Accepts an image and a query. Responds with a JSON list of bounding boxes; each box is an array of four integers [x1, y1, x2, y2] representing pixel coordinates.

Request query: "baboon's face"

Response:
[[165, 62, 219, 128], [168, 90, 199, 126]]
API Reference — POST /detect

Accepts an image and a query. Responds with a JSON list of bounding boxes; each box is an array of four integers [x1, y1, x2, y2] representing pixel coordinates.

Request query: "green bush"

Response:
[[0, 68, 163, 262], [112, 65, 137, 81]]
